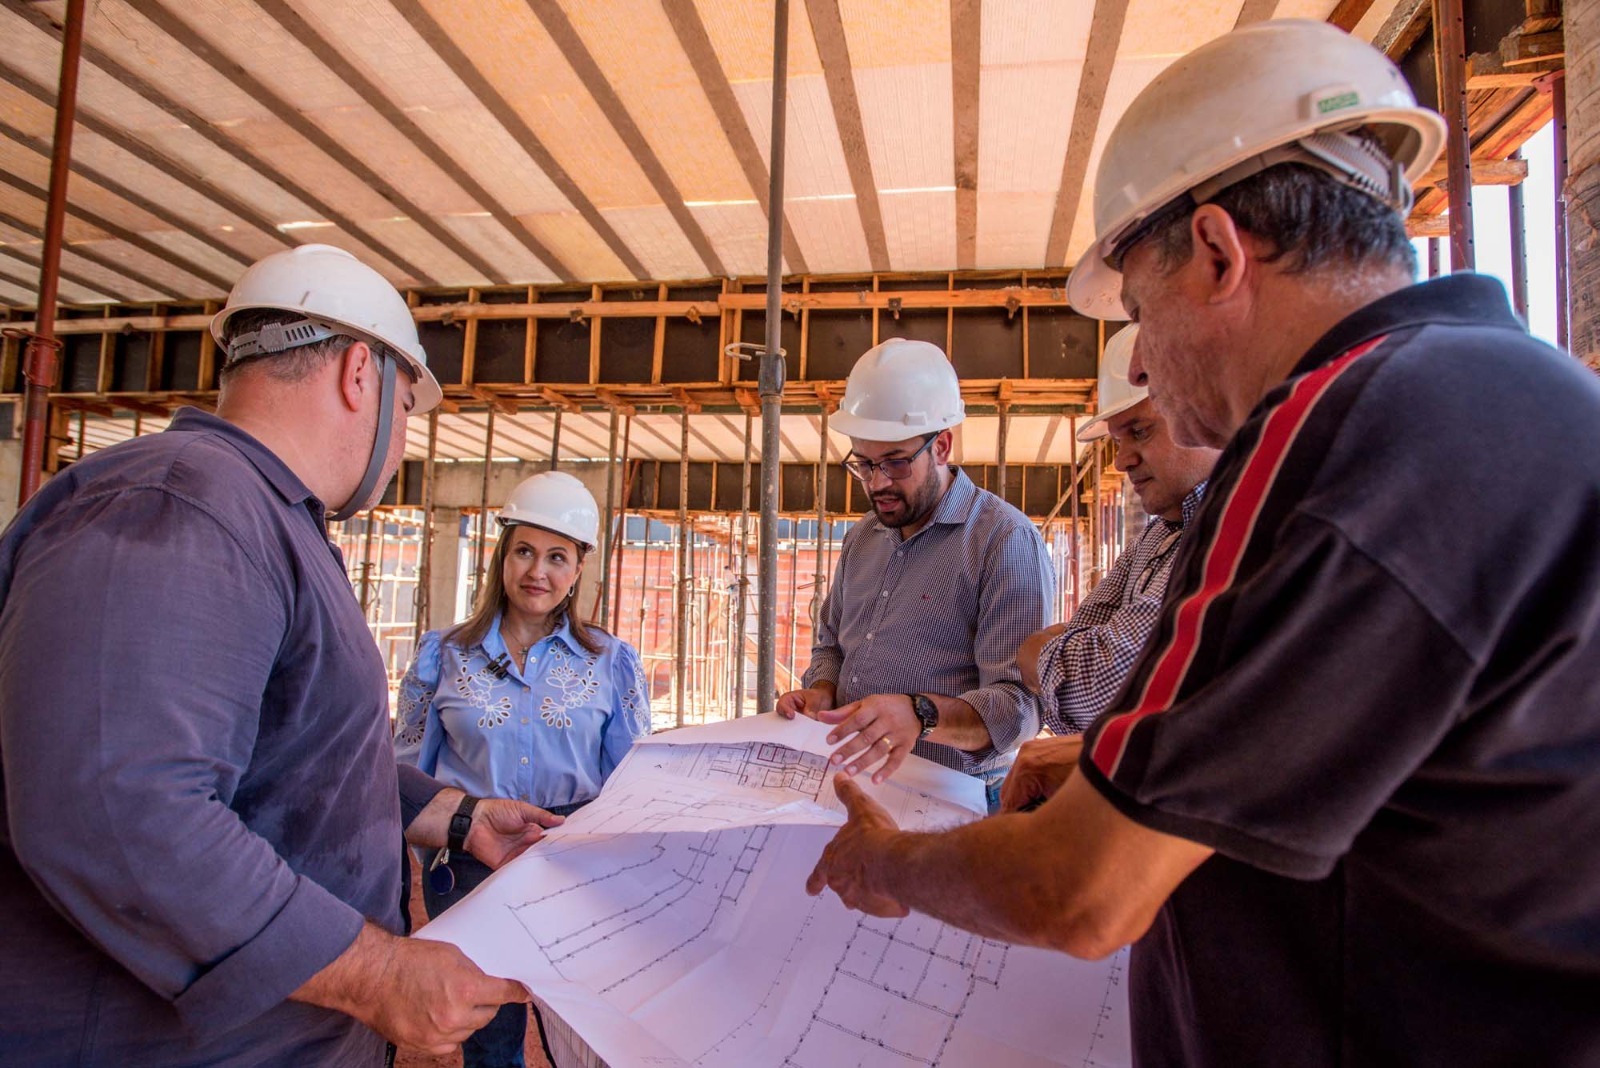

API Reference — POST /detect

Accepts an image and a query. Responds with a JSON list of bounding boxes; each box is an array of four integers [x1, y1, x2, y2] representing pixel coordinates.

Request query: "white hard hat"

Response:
[[498, 471, 599, 553], [1068, 19, 1446, 319], [829, 338, 965, 442], [1077, 326, 1146, 441], [210, 244, 442, 413]]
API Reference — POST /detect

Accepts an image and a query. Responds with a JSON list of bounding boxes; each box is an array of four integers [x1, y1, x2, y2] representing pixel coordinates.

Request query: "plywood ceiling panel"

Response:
[[598, 204, 712, 281], [693, 0, 824, 83]]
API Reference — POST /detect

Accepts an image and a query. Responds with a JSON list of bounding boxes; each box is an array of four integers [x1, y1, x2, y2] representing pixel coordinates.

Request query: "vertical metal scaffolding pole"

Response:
[[599, 407, 620, 624], [811, 407, 829, 634], [756, 0, 791, 716], [1434, 0, 1475, 271], [736, 412, 753, 716], [1068, 416, 1080, 615], [359, 510, 379, 617], [675, 409, 691, 727], [18, 0, 86, 507], [611, 416, 633, 634], [637, 525, 652, 651], [549, 409, 563, 472], [1509, 150, 1529, 322], [414, 409, 438, 645], [471, 408, 496, 607], [1428, 237, 1441, 279], [996, 405, 1011, 504]]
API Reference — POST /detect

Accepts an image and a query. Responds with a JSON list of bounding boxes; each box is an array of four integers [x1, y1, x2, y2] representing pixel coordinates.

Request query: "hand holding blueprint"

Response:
[[419, 714, 1131, 1067]]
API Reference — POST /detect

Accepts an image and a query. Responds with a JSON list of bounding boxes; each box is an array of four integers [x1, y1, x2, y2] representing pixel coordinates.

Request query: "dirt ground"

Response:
[[394, 862, 553, 1068]]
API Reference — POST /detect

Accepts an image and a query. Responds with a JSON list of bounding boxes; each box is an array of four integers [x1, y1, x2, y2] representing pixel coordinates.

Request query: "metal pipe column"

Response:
[[1508, 150, 1529, 322], [675, 409, 691, 727], [599, 407, 620, 624], [756, 0, 791, 715], [736, 412, 753, 717], [610, 416, 633, 634], [810, 406, 829, 634], [18, 0, 87, 507], [471, 408, 496, 606]]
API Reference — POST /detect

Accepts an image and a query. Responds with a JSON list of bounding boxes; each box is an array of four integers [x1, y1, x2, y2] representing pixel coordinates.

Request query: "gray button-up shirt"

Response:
[[0, 408, 441, 1066], [803, 468, 1054, 778]]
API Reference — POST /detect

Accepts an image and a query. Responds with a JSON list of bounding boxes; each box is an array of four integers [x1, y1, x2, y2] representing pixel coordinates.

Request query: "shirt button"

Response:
[[520, 792, 529, 800], [521, 756, 530, 765], [880, 590, 889, 598], [522, 685, 530, 693], [896, 551, 904, 558], [851, 675, 858, 682], [522, 717, 530, 724], [866, 632, 873, 640]]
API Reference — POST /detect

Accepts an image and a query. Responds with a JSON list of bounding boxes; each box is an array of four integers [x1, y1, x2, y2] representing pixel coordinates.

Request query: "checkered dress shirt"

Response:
[[1039, 481, 1208, 734], [803, 468, 1055, 778]]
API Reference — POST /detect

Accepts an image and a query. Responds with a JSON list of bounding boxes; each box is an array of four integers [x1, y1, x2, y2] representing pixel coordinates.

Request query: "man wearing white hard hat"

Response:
[[395, 470, 652, 1068], [0, 245, 558, 1064], [1000, 326, 1218, 813], [807, 21, 1600, 1066], [777, 338, 1055, 811]]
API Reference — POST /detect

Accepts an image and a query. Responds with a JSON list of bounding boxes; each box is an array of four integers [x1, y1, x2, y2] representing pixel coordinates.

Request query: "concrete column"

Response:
[[426, 506, 463, 634]]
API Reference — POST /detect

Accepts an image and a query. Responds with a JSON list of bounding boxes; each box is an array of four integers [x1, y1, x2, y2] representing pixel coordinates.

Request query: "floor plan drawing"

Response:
[[420, 715, 1131, 1068]]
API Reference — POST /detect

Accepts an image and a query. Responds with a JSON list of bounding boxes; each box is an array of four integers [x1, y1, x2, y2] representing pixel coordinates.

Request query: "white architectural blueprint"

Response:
[[420, 715, 1131, 1068]]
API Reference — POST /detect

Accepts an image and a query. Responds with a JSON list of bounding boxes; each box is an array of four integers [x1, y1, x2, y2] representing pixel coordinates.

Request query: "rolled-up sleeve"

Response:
[[0, 488, 361, 1037], [955, 522, 1054, 762], [1038, 546, 1161, 734]]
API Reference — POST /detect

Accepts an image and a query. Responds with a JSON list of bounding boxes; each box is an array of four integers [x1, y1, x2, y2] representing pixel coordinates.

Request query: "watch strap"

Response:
[[446, 793, 480, 854], [906, 693, 938, 737]]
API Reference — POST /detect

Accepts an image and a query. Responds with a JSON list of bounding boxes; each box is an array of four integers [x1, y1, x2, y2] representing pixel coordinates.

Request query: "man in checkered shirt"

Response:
[[777, 338, 1055, 810], [1002, 327, 1218, 811]]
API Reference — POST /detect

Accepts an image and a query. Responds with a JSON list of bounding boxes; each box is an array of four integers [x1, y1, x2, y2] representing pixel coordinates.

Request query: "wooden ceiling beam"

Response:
[[0, 49, 290, 255], [386, 0, 647, 281], [0, 0, 435, 285], [251, 0, 572, 283], [1044, 0, 1131, 267], [1326, 0, 1377, 33], [0, 114, 253, 272], [805, 0, 891, 272], [0, 233, 130, 302], [0, 168, 233, 292], [526, 0, 726, 278], [1235, 0, 1280, 28], [951, 0, 981, 270], [123, 0, 502, 284], [0, 208, 174, 297], [661, 0, 809, 274]]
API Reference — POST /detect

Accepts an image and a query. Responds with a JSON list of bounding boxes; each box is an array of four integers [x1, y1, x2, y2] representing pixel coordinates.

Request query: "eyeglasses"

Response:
[[1106, 193, 1197, 272], [841, 434, 937, 482]]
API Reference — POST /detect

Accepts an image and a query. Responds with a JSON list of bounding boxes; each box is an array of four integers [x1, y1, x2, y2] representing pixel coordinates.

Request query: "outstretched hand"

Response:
[[465, 799, 565, 869], [805, 774, 909, 917]]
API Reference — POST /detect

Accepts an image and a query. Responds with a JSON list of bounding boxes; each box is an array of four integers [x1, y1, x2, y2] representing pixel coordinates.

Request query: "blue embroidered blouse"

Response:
[[393, 613, 651, 809]]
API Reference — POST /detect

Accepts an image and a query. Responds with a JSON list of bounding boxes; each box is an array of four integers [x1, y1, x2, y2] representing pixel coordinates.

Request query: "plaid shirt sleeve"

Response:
[[1039, 527, 1170, 735]]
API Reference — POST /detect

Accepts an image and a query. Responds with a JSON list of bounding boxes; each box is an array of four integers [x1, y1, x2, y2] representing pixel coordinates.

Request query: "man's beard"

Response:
[[871, 467, 938, 529]]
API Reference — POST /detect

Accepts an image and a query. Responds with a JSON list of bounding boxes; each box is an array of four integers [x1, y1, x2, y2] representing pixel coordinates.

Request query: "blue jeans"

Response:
[[422, 853, 527, 1068]]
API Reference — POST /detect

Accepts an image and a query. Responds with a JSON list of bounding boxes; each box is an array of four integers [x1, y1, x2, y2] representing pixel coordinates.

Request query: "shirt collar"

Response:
[[488, 611, 580, 657], [874, 467, 978, 543], [1178, 480, 1208, 528], [163, 407, 317, 511], [1290, 274, 1521, 379]]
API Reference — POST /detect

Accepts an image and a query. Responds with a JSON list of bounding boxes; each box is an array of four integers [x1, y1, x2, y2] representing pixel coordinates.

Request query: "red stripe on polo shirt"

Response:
[[1090, 336, 1387, 779]]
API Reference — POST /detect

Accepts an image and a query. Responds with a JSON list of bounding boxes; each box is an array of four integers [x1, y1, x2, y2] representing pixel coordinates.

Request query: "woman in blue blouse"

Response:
[[394, 471, 651, 1068]]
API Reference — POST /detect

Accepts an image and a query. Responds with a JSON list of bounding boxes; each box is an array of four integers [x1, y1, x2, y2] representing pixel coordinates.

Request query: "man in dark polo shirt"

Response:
[[804, 21, 1600, 1066], [0, 245, 556, 1065]]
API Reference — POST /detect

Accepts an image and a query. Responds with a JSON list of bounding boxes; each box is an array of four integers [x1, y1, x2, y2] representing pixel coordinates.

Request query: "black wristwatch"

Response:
[[446, 793, 480, 854], [906, 693, 939, 738]]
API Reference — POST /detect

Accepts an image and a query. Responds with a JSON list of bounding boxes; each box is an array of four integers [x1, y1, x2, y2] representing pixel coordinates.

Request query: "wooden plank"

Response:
[[526, 0, 726, 278], [0, 115, 251, 271], [1373, 0, 1431, 58], [251, 0, 571, 281], [0, 3, 434, 283], [123, 0, 497, 283], [0, 56, 290, 253], [1235, 0, 1280, 28], [462, 288, 480, 385], [661, 0, 808, 274], [387, 0, 646, 279], [1044, 0, 1131, 266], [0, 208, 174, 297], [589, 285, 603, 385], [951, 0, 981, 270], [653, 283, 667, 385], [1419, 156, 1528, 186], [805, 0, 891, 271], [1326, 0, 1376, 32]]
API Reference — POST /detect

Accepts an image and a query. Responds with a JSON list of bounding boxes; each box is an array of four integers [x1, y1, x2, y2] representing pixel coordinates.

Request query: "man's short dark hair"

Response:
[[1145, 159, 1417, 279], [216, 309, 358, 383]]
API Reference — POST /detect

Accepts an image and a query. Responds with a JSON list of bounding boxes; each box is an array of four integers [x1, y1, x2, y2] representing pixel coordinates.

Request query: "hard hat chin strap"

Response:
[[328, 351, 397, 522]]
